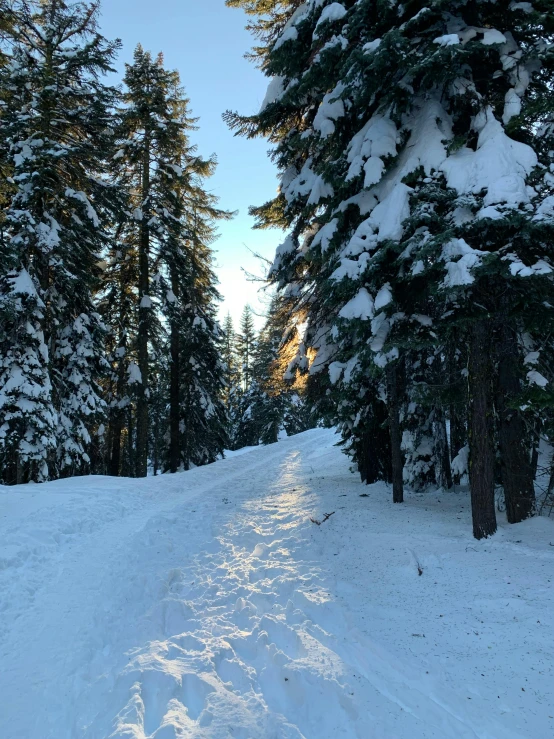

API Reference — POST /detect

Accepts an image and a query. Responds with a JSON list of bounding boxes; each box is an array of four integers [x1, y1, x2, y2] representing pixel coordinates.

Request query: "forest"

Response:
[[1, 0, 554, 541], [1, 2, 554, 737]]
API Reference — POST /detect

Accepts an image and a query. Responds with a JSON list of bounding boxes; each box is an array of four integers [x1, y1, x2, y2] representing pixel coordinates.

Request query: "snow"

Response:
[[127, 361, 143, 385], [328, 361, 345, 384], [441, 108, 537, 209], [311, 218, 338, 253], [527, 370, 548, 387], [313, 84, 345, 138], [482, 29, 507, 46], [374, 282, 393, 311], [8, 268, 40, 300], [313, 3, 347, 38], [260, 76, 285, 112], [140, 295, 153, 309], [363, 39, 381, 54], [510, 1, 534, 10], [441, 238, 487, 288], [346, 114, 399, 184], [1, 430, 553, 739], [282, 159, 334, 206], [434, 34, 460, 47], [338, 288, 374, 320], [274, 26, 298, 50], [524, 351, 540, 366]]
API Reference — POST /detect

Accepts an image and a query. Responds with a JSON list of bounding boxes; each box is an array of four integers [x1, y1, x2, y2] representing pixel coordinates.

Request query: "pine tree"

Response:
[[236, 304, 256, 391], [107, 47, 232, 477], [0, 0, 120, 482], [230, 295, 314, 449], [115, 46, 180, 477], [227, 0, 554, 538], [222, 313, 240, 407], [154, 79, 233, 472], [100, 223, 139, 477]]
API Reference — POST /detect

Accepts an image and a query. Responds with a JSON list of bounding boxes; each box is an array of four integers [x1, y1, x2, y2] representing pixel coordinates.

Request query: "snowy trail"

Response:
[[1, 430, 553, 738]]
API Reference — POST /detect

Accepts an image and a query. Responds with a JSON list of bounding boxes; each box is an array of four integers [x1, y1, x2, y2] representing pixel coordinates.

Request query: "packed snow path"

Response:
[[1, 430, 553, 739]]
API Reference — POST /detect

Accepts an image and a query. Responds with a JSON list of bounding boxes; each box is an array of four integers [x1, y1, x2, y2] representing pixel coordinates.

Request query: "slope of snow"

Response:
[[1, 429, 553, 738]]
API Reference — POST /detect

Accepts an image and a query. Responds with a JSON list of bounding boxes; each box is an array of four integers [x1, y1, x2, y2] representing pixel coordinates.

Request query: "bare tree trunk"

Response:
[[386, 363, 404, 504], [435, 407, 453, 490], [358, 400, 392, 484], [16, 453, 24, 486], [109, 420, 123, 477], [126, 405, 135, 478], [468, 320, 497, 539], [109, 335, 127, 477], [496, 323, 535, 523], [135, 132, 151, 478], [169, 267, 180, 474], [446, 342, 466, 484]]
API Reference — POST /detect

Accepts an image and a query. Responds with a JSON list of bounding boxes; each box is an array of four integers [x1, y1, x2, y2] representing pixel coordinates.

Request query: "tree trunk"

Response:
[[530, 420, 541, 482], [109, 335, 127, 477], [435, 407, 453, 490], [386, 362, 404, 504], [126, 405, 135, 478], [468, 320, 497, 539], [496, 323, 535, 523], [358, 400, 392, 484], [135, 131, 151, 478], [169, 267, 180, 473], [109, 421, 123, 477]]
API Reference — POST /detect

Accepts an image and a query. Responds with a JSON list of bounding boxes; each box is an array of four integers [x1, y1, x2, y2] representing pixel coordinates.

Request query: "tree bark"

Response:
[[125, 404, 135, 478], [135, 130, 151, 478], [386, 362, 404, 504], [447, 342, 466, 483], [109, 420, 123, 477], [169, 267, 180, 473], [358, 400, 392, 484], [435, 407, 453, 490], [109, 331, 127, 477], [496, 324, 535, 523], [468, 320, 497, 539]]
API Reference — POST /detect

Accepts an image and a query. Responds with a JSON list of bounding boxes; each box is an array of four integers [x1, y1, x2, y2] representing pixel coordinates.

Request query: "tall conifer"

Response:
[[227, 0, 554, 538], [0, 0, 119, 482]]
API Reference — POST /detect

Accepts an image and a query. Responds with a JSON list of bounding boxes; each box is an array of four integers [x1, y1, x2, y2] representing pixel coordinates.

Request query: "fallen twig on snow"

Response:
[[310, 512, 335, 526]]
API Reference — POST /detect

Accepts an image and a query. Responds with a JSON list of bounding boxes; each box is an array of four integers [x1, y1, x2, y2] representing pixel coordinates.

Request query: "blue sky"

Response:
[[99, 0, 282, 327]]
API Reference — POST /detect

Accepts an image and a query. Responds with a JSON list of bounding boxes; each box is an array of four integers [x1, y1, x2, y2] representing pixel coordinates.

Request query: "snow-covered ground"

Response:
[[1, 429, 553, 739]]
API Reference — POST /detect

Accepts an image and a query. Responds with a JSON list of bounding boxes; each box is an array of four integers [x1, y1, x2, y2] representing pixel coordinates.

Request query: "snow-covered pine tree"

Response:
[[115, 45, 180, 477], [227, 0, 554, 538], [0, 0, 120, 483], [236, 304, 257, 392], [0, 2, 13, 259], [160, 210, 231, 473], [231, 305, 261, 448], [230, 294, 315, 449], [100, 221, 139, 476], [250, 296, 292, 445], [153, 75, 232, 472], [108, 49, 231, 475], [222, 313, 241, 408]]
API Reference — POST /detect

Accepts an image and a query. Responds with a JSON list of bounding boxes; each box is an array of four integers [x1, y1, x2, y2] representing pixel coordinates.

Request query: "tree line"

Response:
[[225, 0, 554, 539], [224, 302, 313, 450], [0, 0, 308, 484]]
